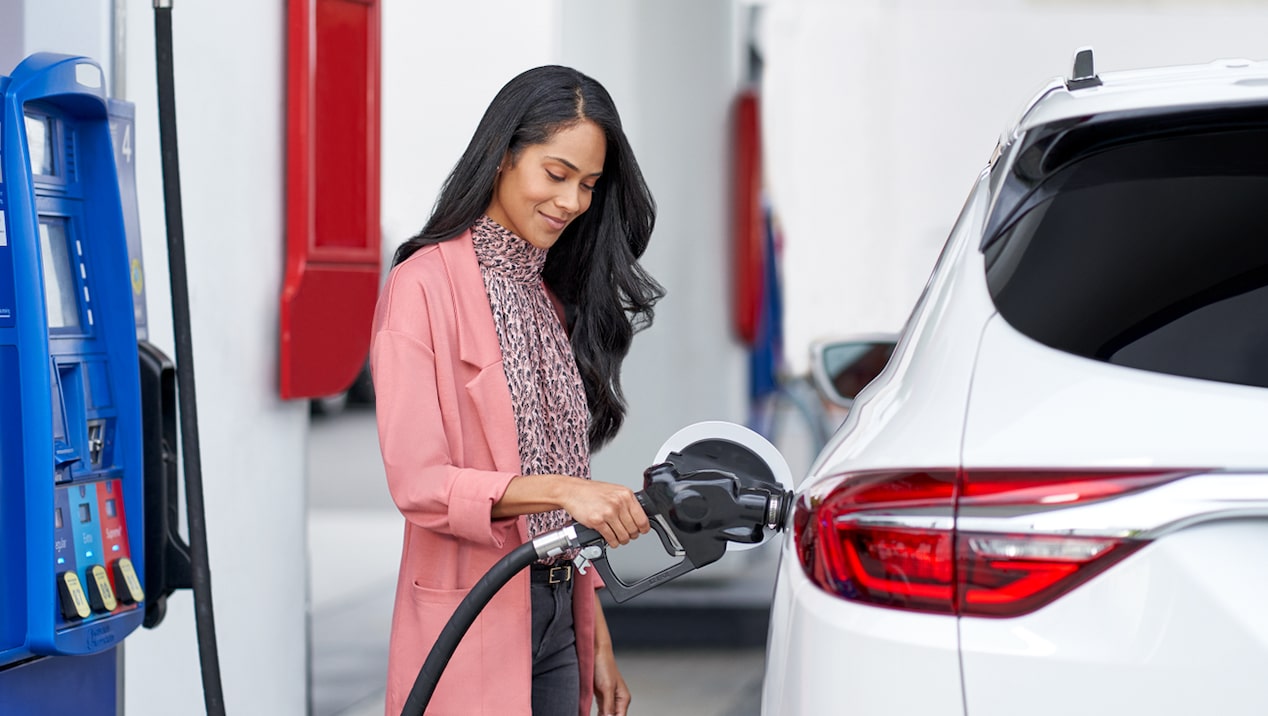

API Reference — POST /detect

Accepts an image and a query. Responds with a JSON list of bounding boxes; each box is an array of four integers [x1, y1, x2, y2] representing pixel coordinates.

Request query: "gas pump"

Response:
[[0, 53, 181, 715]]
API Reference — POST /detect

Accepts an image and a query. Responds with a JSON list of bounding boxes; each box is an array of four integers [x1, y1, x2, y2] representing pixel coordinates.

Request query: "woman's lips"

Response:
[[541, 212, 567, 231]]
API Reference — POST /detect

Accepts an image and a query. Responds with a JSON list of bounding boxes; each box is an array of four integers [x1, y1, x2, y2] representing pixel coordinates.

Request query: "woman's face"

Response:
[[486, 119, 606, 250]]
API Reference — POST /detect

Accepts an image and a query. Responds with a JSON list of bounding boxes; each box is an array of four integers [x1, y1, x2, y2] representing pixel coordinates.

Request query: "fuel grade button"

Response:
[[57, 571, 91, 620], [85, 564, 118, 613]]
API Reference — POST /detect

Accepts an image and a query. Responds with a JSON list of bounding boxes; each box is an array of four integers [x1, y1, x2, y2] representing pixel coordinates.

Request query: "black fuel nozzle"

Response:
[[568, 453, 794, 603]]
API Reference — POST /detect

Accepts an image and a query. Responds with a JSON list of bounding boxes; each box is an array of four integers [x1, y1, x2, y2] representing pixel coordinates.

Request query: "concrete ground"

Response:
[[307, 405, 772, 716]]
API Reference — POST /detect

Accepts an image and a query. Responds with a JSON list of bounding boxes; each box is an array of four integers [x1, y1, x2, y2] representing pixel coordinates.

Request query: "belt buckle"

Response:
[[548, 565, 571, 584]]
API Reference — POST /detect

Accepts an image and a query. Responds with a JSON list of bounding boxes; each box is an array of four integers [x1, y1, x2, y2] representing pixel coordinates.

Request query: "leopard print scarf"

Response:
[[471, 216, 592, 543]]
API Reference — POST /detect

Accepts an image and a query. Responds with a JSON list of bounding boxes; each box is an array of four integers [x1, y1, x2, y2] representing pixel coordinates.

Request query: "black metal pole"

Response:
[[152, 2, 225, 713]]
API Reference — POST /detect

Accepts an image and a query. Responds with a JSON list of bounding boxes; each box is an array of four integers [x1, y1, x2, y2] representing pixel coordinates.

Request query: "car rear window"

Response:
[[984, 126, 1268, 389]]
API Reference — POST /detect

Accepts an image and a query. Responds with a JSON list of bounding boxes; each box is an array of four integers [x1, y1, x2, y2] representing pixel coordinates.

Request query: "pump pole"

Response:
[[152, 1, 225, 713]]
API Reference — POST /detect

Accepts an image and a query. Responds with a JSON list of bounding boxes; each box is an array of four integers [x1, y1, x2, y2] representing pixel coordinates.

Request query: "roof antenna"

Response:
[[1067, 47, 1103, 90]]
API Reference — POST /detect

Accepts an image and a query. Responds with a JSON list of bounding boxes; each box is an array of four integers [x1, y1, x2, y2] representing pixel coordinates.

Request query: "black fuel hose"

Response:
[[401, 526, 605, 716], [153, 2, 225, 714]]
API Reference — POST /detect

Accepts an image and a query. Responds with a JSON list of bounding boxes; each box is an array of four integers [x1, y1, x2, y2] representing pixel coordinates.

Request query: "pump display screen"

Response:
[[24, 114, 55, 176], [38, 219, 80, 330]]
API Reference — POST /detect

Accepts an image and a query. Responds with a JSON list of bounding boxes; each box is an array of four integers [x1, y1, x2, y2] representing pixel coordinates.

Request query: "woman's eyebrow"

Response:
[[545, 155, 602, 177]]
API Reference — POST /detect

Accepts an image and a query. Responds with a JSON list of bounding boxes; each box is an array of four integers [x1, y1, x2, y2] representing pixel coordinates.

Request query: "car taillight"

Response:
[[795, 469, 1185, 617]]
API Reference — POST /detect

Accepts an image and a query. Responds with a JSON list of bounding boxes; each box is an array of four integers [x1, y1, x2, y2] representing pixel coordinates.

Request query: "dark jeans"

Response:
[[530, 575, 579, 716]]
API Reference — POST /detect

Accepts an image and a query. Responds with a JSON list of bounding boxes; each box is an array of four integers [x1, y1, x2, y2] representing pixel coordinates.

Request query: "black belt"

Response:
[[530, 564, 573, 585]]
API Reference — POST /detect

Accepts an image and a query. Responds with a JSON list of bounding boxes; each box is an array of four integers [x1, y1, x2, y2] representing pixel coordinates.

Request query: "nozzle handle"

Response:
[[565, 499, 696, 604], [588, 550, 701, 603]]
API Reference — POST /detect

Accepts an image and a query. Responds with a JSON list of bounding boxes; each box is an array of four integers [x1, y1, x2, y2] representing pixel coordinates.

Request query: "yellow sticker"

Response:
[[116, 557, 145, 602], [130, 259, 144, 296], [90, 564, 118, 612], [62, 572, 91, 619]]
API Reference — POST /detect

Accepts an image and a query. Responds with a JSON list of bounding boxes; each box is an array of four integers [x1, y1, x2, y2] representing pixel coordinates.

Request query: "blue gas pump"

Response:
[[0, 54, 150, 715]]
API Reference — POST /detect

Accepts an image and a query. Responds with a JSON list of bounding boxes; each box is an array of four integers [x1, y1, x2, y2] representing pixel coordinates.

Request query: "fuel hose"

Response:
[[401, 526, 605, 716], [153, 2, 225, 714]]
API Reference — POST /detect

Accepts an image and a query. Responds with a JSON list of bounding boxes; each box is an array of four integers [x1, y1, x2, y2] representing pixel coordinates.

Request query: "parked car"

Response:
[[763, 51, 1268, 715]]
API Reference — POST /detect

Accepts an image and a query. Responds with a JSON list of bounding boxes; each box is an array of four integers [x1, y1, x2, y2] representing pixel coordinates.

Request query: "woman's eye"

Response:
[[546, 171, 564, 182], [581, 183, 596, 192]]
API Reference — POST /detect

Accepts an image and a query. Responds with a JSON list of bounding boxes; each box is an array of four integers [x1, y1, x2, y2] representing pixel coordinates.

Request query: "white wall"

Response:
[[380, 0, 562, 252], [117, 2, 308, 715], [0, 0, 24, 75], [762, 0, 1268, 373], [1, 0, 113, 88]]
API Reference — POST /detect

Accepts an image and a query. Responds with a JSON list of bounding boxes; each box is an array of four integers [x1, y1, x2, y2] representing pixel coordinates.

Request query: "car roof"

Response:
[[1011, 57, 1268, 136]]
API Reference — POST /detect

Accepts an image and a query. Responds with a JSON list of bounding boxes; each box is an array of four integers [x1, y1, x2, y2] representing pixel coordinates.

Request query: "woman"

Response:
[[372, 65, 665, 716]]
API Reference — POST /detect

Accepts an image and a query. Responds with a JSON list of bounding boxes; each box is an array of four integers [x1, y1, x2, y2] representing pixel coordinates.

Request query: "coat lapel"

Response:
[[437, 232, 522, 476]]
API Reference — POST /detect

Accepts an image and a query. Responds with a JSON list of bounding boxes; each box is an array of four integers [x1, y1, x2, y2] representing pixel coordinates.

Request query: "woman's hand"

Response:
[[593, 595, 631, 716], [558, 479, 650, 547], [594, 643, 631, 716], [492, 474, 650, 547]]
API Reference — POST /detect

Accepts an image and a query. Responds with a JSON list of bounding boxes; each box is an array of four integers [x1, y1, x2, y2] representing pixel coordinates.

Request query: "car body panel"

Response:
[[763, 548, 965, 716], [960, 519, 1268, 715], [963, 315, 1268, 470]]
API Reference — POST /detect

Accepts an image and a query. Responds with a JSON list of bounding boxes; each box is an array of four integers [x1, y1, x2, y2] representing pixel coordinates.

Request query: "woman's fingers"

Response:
[[565, 480, 648, 547]]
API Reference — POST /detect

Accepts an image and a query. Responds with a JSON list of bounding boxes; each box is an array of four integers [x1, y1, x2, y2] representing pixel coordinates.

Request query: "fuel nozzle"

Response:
[[568, 425, 795, 603]]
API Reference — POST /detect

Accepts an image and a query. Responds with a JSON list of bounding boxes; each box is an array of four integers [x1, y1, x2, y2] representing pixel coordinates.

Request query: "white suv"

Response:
[[762, 51, 1268, 715]]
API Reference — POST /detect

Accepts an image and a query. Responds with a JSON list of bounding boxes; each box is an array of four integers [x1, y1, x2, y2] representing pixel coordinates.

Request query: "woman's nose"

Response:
[[556, 185, 582, 214]]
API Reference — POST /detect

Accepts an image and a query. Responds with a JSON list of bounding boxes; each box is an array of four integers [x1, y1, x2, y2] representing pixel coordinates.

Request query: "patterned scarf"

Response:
[[471, 216, 592, 543]]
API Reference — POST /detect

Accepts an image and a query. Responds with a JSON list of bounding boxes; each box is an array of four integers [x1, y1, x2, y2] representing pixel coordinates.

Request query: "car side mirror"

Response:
[[810, 335, 898, 409]]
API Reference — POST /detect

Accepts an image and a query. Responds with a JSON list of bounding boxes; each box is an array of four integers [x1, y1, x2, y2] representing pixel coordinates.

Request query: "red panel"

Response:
[[732, 90, 763, 346], [280, 0, 381, 399]]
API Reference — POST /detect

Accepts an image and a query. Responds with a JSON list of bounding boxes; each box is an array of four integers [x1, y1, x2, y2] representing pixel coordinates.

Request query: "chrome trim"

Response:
[[825, 474, 1268, 540], [833, 512, 955, 532], [957, 473, 1268, 539], [652, 514, 686, 557]]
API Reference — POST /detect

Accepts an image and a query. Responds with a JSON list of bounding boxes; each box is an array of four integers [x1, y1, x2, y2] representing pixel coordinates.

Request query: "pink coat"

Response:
[[371, 230, 600, 716]]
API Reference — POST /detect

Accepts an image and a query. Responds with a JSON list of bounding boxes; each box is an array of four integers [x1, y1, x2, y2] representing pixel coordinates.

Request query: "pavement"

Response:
[[307, 405, 774, 716]]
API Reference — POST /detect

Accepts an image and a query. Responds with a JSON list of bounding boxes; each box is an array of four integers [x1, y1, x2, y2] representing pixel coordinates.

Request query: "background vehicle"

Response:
[[763, 52, 1268, 715]]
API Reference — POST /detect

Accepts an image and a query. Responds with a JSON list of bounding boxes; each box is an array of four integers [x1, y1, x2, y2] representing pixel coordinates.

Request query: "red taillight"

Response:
[[796, 470, 958, 614], [795, 469, 1183, 617]]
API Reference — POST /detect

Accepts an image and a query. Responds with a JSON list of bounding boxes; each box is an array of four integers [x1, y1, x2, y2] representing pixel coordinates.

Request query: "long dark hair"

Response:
[[393, 65, 664, 449]]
